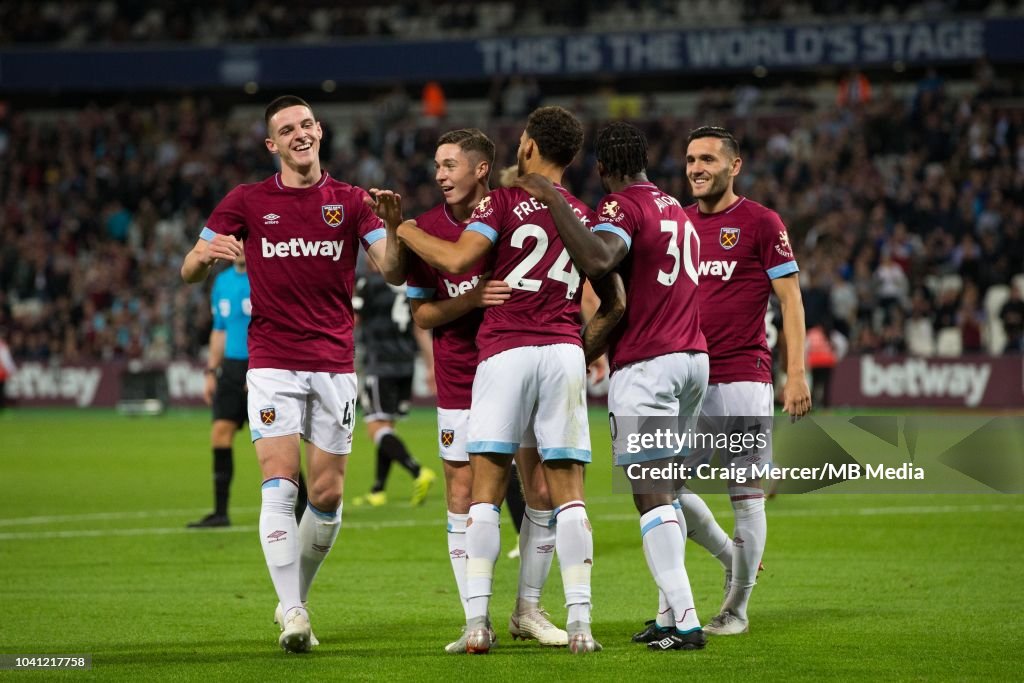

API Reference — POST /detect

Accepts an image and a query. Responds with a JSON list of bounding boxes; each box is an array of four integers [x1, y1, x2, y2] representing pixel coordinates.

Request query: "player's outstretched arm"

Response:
[[397, 220, 492, 275], [772, 273, 812, 420], [582, 272, 627, 366], [410, 278, 511, 330], [181, 235, 242, 283], [365, 190, 408, 285], [514, 173, 626, 279]]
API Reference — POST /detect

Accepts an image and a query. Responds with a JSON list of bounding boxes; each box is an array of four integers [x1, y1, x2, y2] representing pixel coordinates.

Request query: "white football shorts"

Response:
[[608, 351, 709, 466], [466, 344, 590, 463], [437, 408, 537, 462], [247, 369, 358, 455], [686, 381, 774, 468]]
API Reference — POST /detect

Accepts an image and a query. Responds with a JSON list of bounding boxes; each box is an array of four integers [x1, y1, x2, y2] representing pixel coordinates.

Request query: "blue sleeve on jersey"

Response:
[[363, 227, 387, 247], [766, 261, 799, 279], [199, 227, 217, 241], [467, 222, 499, 243], [593, 223, 632, 251], [406, 286, 436, 300]]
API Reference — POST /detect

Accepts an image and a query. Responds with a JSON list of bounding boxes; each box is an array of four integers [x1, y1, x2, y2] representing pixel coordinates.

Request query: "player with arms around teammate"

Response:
[[680, 126, 811, 636], [181, 95, 404, 653], [516, 122, 710, 651], [397, 108, 606, 654], [351, 261, 436, 507], [391, 129, 569, 652]]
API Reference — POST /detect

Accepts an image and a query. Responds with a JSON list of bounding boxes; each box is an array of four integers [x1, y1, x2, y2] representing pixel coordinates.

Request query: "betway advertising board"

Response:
[[831, 355, 1024, 409], [5, 361, 207, 408]]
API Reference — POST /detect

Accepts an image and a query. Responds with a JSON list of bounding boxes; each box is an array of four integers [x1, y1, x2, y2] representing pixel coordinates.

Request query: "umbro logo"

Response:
[[263, 213, 280, 224]]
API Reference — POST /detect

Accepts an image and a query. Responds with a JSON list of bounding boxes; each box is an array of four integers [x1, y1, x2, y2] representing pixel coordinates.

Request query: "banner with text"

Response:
[[829, 354, 1024, 409], [1, 18, 1021, 91]]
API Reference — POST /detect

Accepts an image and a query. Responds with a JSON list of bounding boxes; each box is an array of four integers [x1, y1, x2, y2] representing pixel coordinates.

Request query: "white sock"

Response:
[[640, 505, 701, 633], [259, 478, 302, 614], [447, 511, 470, 620], [654, 590, 673, 629], [676, 490, 733, 569], [465, 503, 501, 622], [725, 488, 766, 620], [517, 507, 555, 609], [297, 501, 341, 604], [555, 501, 593, 625]]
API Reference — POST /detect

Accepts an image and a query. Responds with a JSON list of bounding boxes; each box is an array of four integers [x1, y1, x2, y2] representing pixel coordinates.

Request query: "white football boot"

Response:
[[275, 603, 319, 648]]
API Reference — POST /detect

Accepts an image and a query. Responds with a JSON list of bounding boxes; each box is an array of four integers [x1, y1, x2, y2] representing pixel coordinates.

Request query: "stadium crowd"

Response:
[[0, 0, 1016, 45], [1, 70, 1023, 364]]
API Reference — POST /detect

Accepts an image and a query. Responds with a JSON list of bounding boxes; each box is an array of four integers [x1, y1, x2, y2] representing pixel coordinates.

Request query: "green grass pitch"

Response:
[[1, 407, 1021, 681]]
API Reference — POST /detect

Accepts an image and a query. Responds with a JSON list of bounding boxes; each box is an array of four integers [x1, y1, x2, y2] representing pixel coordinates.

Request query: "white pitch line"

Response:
[[0, 507, 261, 527], [0, 503, 1021, 542]]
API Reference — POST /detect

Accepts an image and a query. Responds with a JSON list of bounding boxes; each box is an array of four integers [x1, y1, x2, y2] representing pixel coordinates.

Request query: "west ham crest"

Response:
[[720, 227, 740, 249], [322, 204, 344, 227], [440, 429, 455, 448], [259, 406, 276, 425]]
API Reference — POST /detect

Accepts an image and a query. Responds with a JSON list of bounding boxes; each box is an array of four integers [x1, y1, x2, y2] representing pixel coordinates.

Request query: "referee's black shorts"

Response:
[[212, 358, 248, 426], [360, 374, 412, 423]]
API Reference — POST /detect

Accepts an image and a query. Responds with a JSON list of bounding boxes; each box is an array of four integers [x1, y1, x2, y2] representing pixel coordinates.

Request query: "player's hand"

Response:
[[782, 374, 812, 422], [513, 173, 557, 203], [470, 277, 512, 308], [201, 234, 243, 266], [588, 354, 609, 384], [203, 373, 216, 406], [365, 189, 404, 229]]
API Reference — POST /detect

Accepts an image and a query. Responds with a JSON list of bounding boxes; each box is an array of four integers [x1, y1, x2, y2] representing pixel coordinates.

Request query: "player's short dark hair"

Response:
[[436, 128, 496, 165], [265, 95, 314, 131], [525, 106, 584, 168], [687, 125, 740, 157], [595, 122, 648, 179]]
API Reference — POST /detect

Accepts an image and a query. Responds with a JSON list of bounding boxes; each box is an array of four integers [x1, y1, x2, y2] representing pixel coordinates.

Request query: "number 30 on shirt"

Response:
[[658, 219, 699, 287]]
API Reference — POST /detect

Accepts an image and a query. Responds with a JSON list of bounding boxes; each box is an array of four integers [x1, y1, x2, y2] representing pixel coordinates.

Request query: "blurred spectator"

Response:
[[836, 69, 872, 109], [958, 283, 985, 353], [1001, 284, 1024, 354], [421, 81, 448, 122]]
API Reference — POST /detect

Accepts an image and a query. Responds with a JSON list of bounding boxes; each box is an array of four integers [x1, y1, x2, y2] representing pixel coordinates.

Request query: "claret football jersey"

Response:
[[201, 172, 385, 373], [593, 182, 707, 368], [466, 185, 592, 362], [687, 196, 798, 384]]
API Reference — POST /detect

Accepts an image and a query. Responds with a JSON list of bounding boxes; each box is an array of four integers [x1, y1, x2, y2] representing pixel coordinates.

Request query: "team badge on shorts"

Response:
[[322, 204, 344, 227], [720, 227, 740, 249], [259, 406, 277, 425], [440, 429, 455, 448]]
